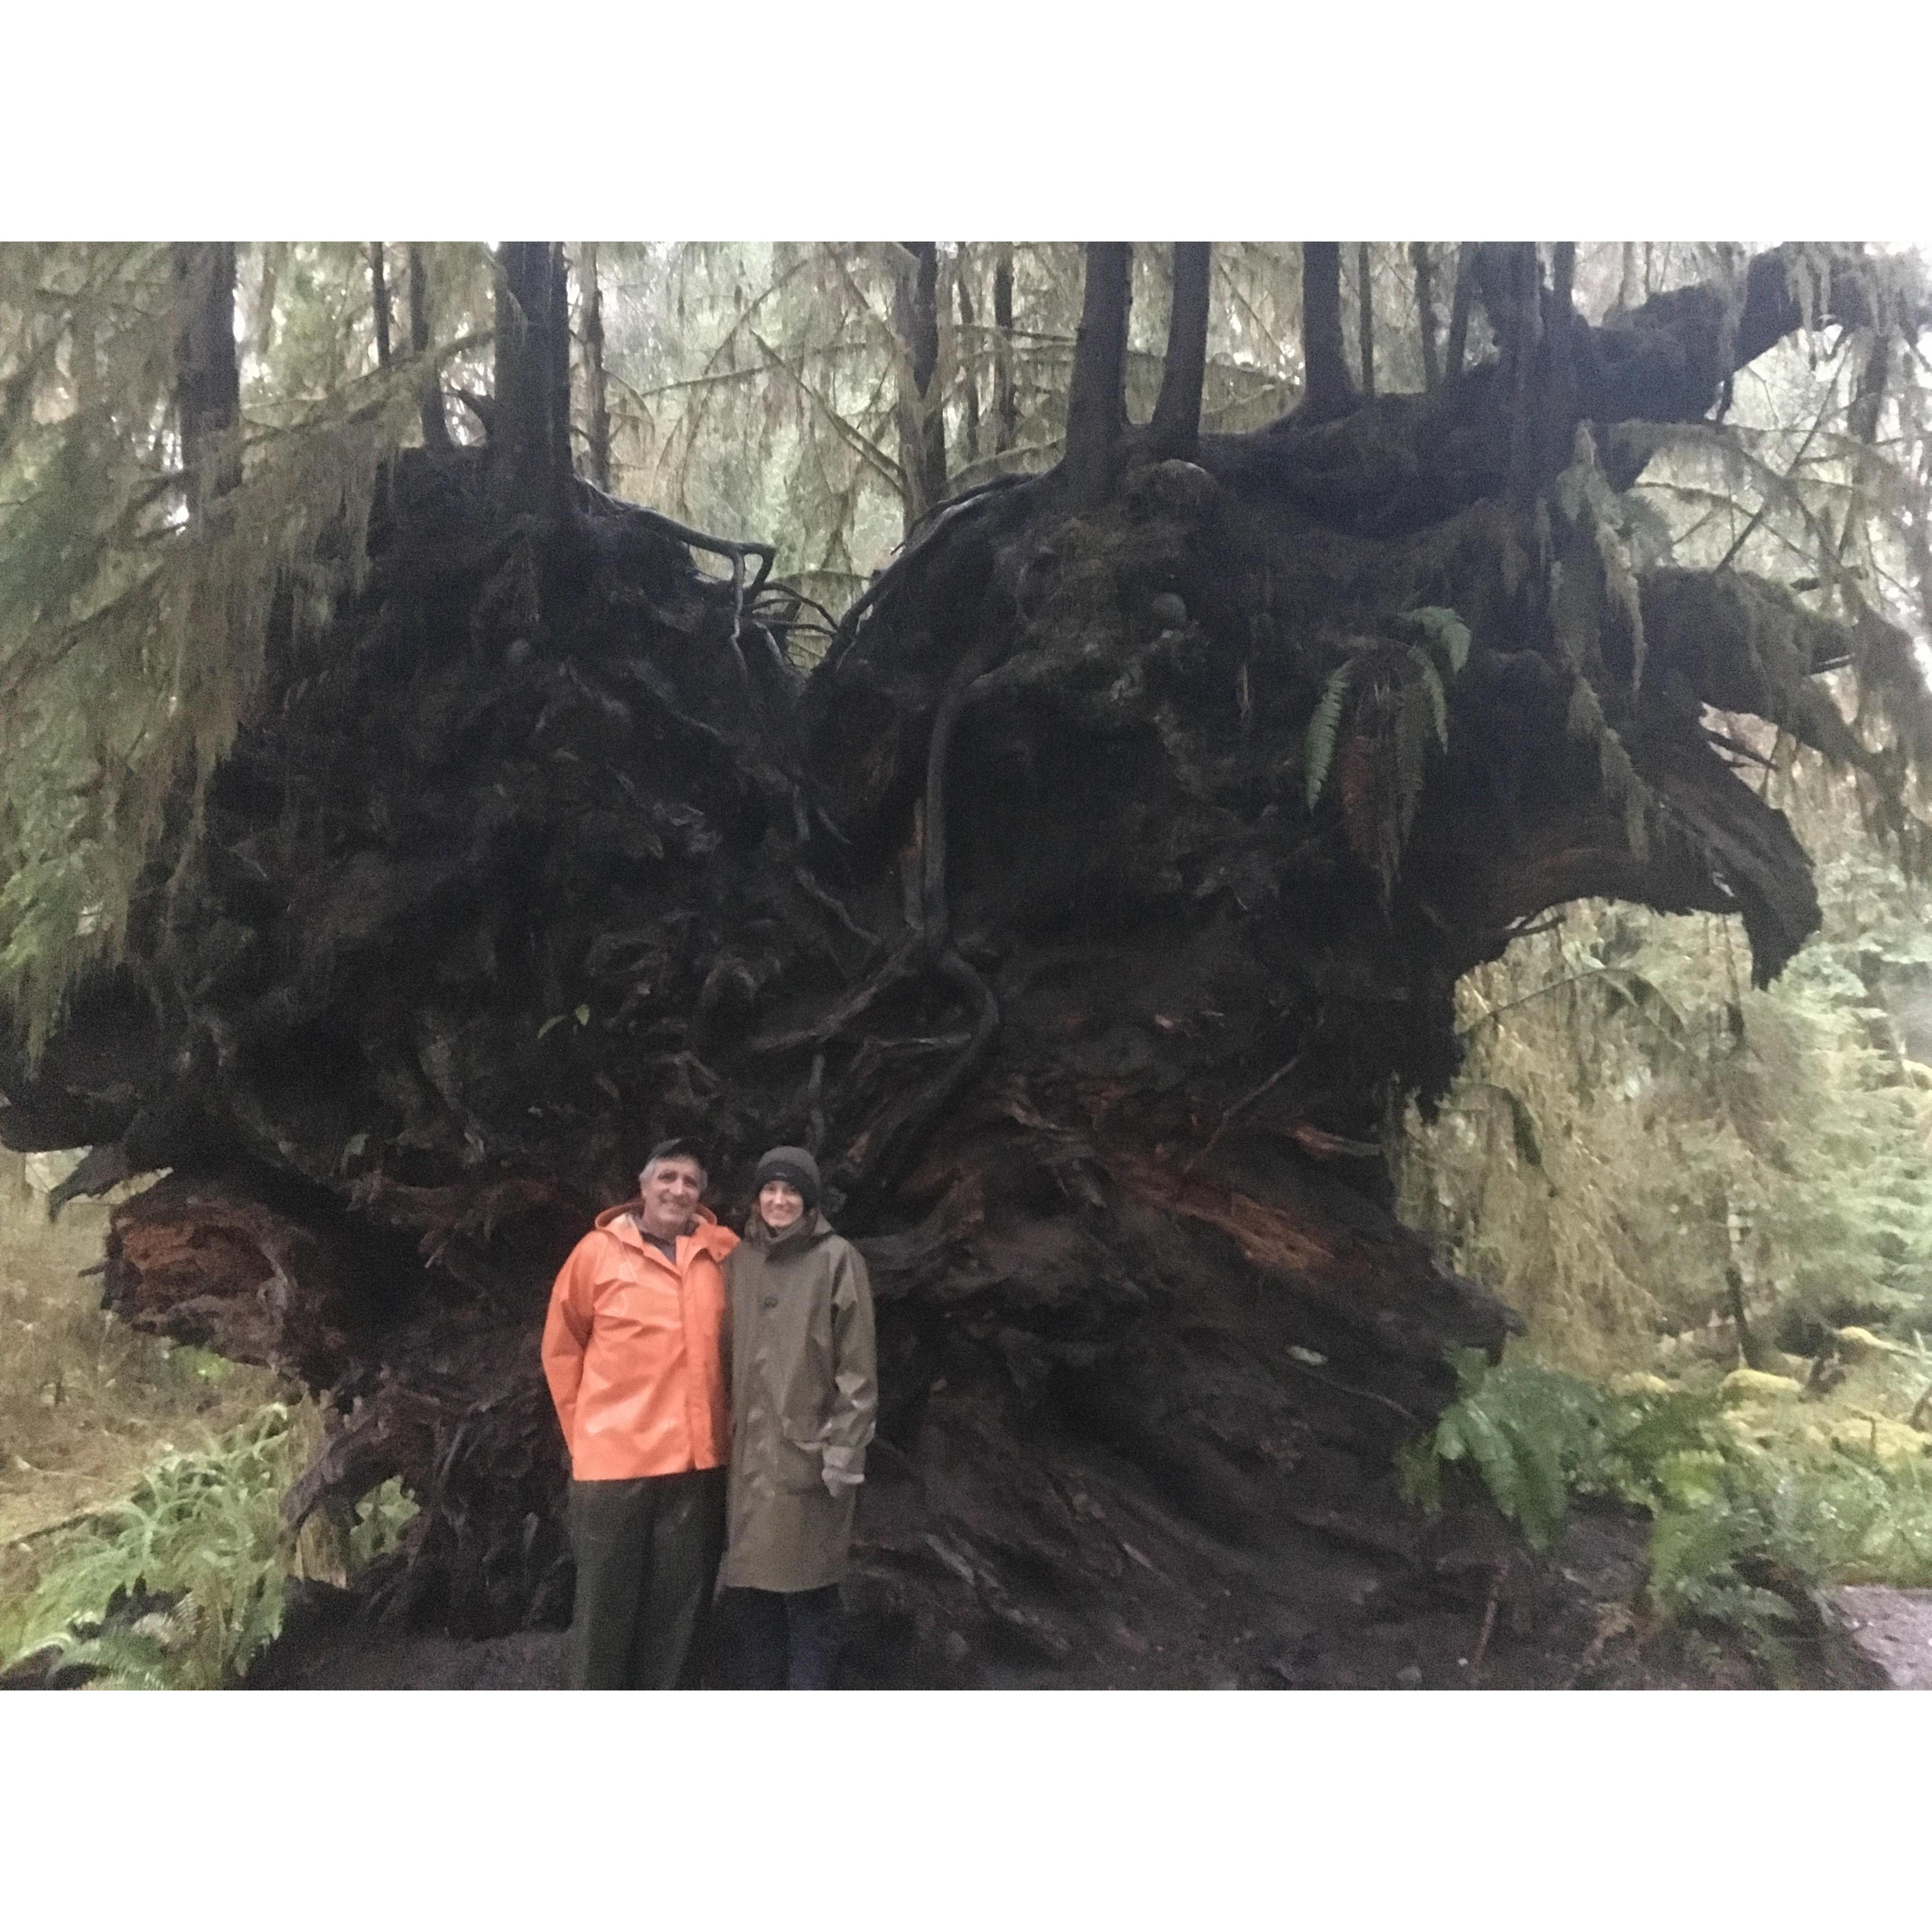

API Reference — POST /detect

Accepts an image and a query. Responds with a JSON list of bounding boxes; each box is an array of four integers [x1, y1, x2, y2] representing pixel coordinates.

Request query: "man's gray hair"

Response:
[[640, 1147, 707, 1188]]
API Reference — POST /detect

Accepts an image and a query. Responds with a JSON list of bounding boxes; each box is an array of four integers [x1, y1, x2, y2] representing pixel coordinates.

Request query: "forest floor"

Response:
[[241, 1504, 1907, 1690]]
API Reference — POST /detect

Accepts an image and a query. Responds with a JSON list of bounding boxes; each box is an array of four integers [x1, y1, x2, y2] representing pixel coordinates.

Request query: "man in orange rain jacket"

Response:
[[542, 1138, 739, 1689]]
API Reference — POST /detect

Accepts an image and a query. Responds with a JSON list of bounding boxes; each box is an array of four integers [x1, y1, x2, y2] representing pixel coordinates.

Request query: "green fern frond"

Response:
[[0, 1402, 417, 1689], [1304, 659, 1357, 810], [1406, 1345, 1932, 1675], [1403, 604, 1471, 678], [1408, 647, 1449, 749], [1394, 680, 1436, 838]]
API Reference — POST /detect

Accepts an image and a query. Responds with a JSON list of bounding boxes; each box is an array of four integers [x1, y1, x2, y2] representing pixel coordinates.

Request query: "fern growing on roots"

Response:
[[1304, 604, 1471, 900]]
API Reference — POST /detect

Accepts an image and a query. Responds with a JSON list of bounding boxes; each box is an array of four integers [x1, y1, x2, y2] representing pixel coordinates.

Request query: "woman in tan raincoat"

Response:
[[718, 1145, 877, 1688]]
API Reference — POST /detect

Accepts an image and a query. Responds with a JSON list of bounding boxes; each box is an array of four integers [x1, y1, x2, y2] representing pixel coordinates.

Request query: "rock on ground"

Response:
[[1828, 1587, 1932, 1689]]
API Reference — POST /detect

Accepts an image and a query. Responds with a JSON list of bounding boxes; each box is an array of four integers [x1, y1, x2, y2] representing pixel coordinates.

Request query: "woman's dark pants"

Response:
[[721, 1584, 844, 1689]]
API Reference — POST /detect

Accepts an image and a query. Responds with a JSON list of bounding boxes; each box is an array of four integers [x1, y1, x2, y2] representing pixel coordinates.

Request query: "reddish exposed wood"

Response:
[[1111, 1154, 1514, 1391], [104, 1177, 356, 1385]]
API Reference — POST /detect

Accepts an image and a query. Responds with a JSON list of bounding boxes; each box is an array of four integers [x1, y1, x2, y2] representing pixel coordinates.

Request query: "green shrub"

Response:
[[348, 1475, 419, 1570], [0, 1402, 416, 1688], [1401, 1350, 1932, 1678]]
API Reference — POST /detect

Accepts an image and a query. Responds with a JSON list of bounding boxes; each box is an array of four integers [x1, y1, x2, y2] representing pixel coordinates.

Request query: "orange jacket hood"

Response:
[[593, 1199, 739, 1254]]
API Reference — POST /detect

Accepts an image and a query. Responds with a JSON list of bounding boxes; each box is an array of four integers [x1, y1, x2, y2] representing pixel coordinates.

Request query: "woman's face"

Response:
[[759, 1179, 805, 1230]]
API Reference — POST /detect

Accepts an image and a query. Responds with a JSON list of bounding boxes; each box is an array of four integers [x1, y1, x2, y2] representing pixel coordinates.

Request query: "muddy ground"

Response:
[[242, 1502, 1899, 1692]]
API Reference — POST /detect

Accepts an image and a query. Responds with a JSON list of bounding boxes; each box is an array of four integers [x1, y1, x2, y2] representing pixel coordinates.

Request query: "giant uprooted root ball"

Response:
[[6, 243, 1929, 1683]]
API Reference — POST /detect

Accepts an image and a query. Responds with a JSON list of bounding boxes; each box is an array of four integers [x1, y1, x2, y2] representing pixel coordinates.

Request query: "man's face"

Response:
[[636, 1156, 704, 1239]]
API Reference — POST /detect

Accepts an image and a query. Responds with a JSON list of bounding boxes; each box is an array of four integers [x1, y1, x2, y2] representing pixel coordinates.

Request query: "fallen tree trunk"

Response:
[[5, 243, 1925, 1682]]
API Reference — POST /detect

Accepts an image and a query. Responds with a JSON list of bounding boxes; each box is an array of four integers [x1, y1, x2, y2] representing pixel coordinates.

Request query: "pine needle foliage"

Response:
[[11, 240, 1916, 623], [1613, 262, 1932, 878], [1398, 818, 1932, 1373], [0, 244, 482, 1057], [590, 243, 1485, 619]]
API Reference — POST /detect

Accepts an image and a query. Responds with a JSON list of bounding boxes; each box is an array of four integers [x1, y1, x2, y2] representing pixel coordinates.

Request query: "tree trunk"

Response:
[[1504, 244, 1547, 502], [1545, 242, 1579, 460], [407, 245, 453, 452], [892, 242, 947, 532], [171, 242, 240, 515], [256, 244, 284, 364], [955, 247, 981, 470], [1148, 242, 1211, 462], [1411, 242, 1440, 391], [1356, 243, 1376, 399], [579, 242, 612, 493], [1552, 242, 1575, 316], [491, 242, 574, 521], [1837, 329, 1890, 563], [68, 285, 99, 414], [1299, 242, 1354, 421], [1063, 242, 1133, 508], [4, 242, 1909, 1687], [369, 243, 392, 369], [993, 244, 1018, 455], [1444, 243, 1475, 381], [1615, 241, 1638, 313]]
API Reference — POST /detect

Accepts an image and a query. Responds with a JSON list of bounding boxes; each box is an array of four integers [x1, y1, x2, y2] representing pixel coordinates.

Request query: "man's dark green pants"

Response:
[[564, 1468, 726, 1689]]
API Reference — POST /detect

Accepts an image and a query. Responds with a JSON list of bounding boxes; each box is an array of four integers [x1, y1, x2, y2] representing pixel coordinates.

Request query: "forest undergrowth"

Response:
[[0, 1176, 278, 1545], [0, 1173, 414, 1686], [1396, 771, 1932, 1655]]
